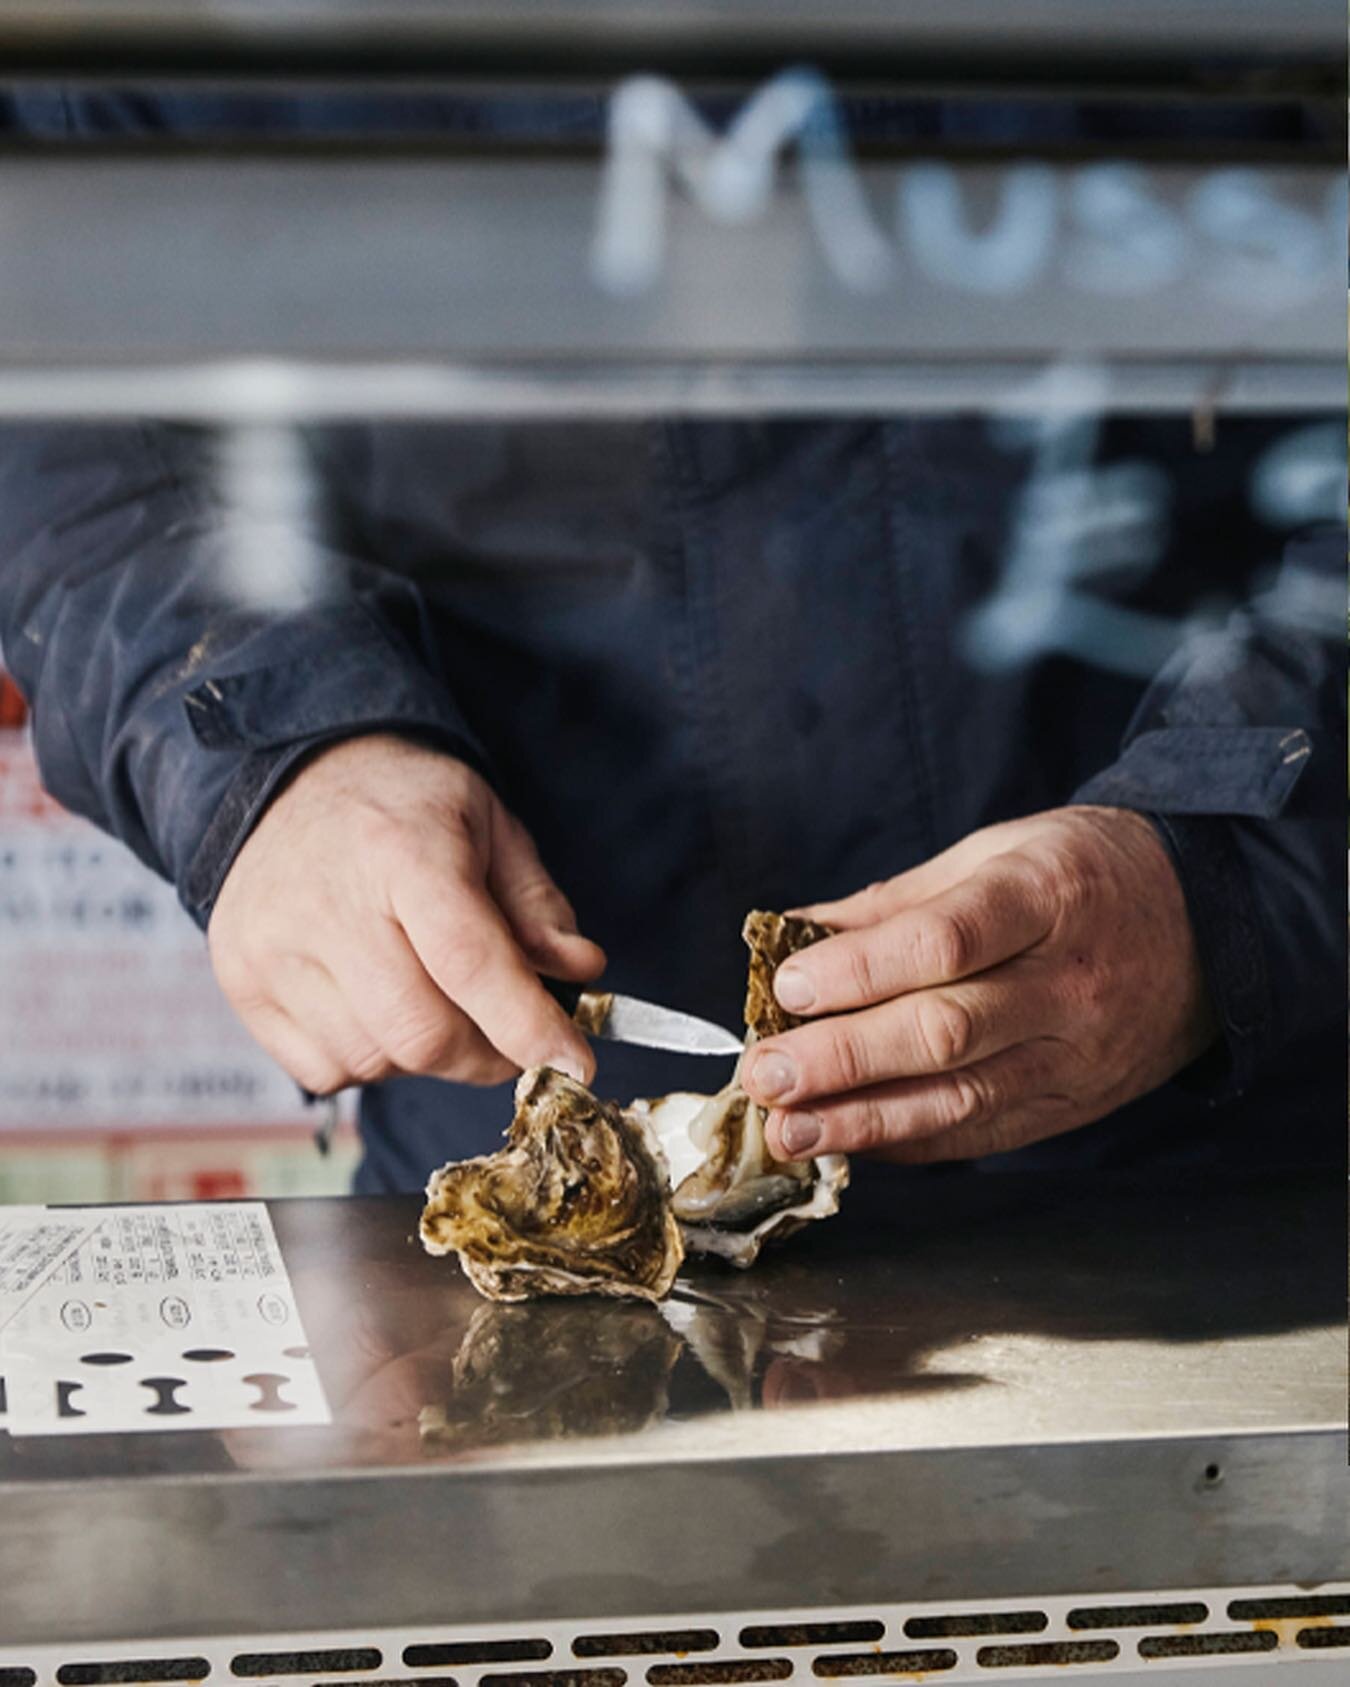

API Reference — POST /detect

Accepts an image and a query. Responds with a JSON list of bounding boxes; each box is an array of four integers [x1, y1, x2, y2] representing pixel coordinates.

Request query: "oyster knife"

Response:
[[543, 978, 744, 1058]]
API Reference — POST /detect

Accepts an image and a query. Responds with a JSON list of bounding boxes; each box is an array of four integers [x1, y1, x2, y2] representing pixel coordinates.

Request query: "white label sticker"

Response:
[[0, 1202, 329, 1436]]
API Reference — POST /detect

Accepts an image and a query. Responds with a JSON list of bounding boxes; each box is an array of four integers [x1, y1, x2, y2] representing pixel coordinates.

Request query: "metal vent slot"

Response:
[[58, 1663, 211, 1685], [1228, 1594, 1350, 1620], [1067, 1604, 1208, 1629], [975, 1642, 1118, 1668], [739, 1627, 881, 1651], [904, 1614, 1046, 1639], [1297, 1628, 1350, 1649], [1137, 1632, 1277, 1659], [647, 1663, 790, 1686], [0, 1673, 37, 1687], [231, 1653, 381, 1677], [405, 1647, 553, 1669], [574, 1636, 719, 1659], [479, 1672, 625, 1687], [812, 1651, 956, 1677]]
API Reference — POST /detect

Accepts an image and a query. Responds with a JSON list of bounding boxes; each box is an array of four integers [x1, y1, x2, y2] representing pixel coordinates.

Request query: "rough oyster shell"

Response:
[[742, 909, 835, 1040], [420, 1067, 684, 1304]]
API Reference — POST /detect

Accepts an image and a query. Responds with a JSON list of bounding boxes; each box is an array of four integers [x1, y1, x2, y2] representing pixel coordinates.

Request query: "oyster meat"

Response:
[[420, 1066, 684, 1303], [421, 909, 848, 1300]]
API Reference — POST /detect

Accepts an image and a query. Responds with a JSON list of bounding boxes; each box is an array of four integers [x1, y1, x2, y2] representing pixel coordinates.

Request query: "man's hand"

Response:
[[208, 734, 605, 1095], [741, 807, 1216, 1163]]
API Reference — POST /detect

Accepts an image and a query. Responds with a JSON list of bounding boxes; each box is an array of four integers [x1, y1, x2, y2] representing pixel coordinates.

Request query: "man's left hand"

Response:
[[742, 806, 1217, 1163]]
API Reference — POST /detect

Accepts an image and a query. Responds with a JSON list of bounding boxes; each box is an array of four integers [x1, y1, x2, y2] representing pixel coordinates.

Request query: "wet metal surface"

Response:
[[1, 1165, 1342, 1484]]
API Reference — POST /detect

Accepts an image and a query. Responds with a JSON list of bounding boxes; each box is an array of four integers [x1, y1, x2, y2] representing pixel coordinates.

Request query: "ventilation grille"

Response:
[[9, 1583, 1350, 1686]]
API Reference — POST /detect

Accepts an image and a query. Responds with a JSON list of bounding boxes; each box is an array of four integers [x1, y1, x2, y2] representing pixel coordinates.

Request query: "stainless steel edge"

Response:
[[3, 1430, 1346, 1647]]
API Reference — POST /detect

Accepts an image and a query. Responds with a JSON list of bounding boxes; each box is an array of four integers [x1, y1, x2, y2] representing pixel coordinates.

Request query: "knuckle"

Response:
[[833, 1094, 890, 1153], [915, 909, 975, 979], [913, 993, 975, 1070], [827, 1022, 871, 1093], [946, 1069, 992, 1127], [355, 805, 409, 863], [844, 939, 880, 1003], [1041, 845, 1102, 919]]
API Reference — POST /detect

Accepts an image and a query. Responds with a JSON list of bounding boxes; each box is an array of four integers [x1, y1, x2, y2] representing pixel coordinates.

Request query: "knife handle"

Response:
[[540, 976, 615, 1039]]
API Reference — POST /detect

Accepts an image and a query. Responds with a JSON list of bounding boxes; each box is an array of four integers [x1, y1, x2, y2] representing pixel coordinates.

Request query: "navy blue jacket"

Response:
[[1, 89, 1343, 1189]]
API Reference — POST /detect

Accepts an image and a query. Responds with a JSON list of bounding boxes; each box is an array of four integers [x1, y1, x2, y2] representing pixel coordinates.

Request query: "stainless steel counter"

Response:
[[3, 1166, 1347, 1678]]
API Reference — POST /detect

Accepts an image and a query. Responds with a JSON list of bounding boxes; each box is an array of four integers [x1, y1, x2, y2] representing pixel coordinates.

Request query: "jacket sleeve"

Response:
[[0, 420, 488, 928], [1072, 524, 1345, 1099]]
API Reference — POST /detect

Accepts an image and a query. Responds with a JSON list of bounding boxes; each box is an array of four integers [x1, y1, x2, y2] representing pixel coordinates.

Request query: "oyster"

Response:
[[632, 910, 848, 1268], [421, 909, 848, 1300], [420, 1066, 684, 1303]]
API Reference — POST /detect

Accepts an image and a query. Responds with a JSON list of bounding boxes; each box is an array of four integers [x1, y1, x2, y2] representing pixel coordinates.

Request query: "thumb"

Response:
[[488, 803, 606, 980]]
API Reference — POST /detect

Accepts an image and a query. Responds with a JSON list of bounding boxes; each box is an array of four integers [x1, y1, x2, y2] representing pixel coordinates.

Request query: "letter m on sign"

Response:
[[591, 70, 892, 296]]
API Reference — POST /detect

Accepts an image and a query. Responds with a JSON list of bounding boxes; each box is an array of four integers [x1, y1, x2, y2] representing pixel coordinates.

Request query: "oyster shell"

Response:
[[420, 1066, 684, 1303], [420, 908, 847, 1300], [742, 909, 834, 1039]]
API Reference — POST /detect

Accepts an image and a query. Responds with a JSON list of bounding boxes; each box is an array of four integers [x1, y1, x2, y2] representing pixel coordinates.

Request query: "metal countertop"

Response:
[[3, 1166, 1345, 1646]]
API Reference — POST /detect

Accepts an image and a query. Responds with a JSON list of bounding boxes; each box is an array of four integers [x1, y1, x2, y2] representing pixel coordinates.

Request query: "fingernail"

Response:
[[774, 966, 815, 1012], [549, 1053, 588, 1084], [749, 1051, 796, 1100], [780, 1112, 822, 1156]]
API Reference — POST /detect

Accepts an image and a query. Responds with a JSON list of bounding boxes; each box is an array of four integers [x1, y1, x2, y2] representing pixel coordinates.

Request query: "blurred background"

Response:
[[0, 0, 1342, 1203]]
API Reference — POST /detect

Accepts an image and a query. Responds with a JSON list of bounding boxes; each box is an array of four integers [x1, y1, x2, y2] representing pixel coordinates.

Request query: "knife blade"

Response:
[[543, 978, 744, 1057]]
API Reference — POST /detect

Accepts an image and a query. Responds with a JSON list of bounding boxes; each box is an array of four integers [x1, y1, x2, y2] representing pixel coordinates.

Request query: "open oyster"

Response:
[[420, 1067, 684, 1303], [421, 909, 848, 1300], [630, 910, 848, 1268]]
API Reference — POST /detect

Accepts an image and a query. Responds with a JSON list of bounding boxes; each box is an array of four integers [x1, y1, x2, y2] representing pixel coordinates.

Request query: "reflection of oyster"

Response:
[[420, 1299, 682, 1449], [420, 1068, 683, 1303], [421, 909, 848, 1301]]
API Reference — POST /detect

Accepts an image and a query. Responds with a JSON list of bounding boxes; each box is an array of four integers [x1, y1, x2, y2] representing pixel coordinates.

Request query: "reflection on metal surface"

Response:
[[4, 1169, 1341, 1478], [189, 1168, 1345, 1473], [420, 1300, 683, 1448]]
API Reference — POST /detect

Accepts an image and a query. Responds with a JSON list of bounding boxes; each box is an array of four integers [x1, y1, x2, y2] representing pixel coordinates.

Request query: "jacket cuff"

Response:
[[1071, 725, 1312, 819], [173, 607, 488, 929], [1136, 811, 1271, 1104]]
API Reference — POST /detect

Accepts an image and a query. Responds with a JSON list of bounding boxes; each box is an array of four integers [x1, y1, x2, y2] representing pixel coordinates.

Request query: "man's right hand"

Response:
[[207, 734, 605, 1095]]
